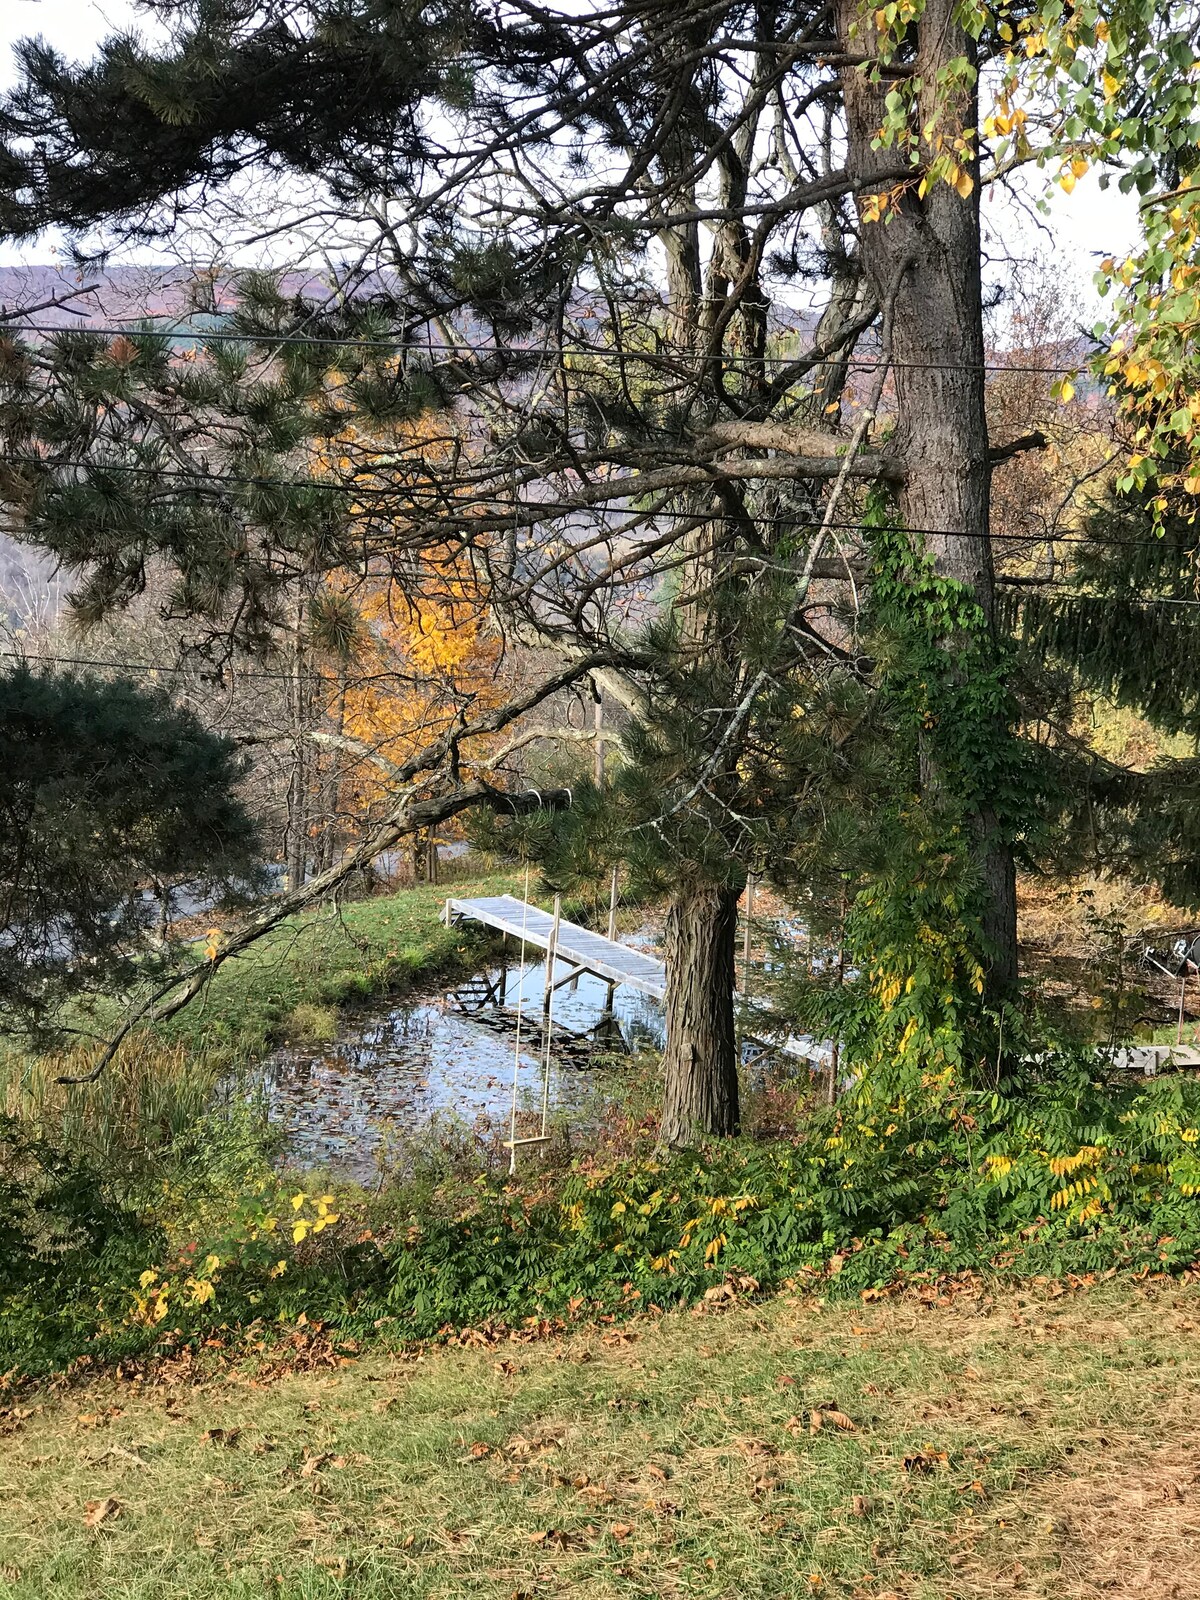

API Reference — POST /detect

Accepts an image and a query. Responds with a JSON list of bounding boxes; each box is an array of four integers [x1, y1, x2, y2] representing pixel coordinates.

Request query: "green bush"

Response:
[[7, 1050, 1200, 1377]]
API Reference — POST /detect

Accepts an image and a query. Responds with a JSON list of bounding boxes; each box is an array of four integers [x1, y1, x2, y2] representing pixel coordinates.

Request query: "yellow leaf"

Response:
[[1059, 171, 1077, 194], [293, 1220, 310, 1243], [952, 166, 973, 199], [1058, 379, 1076, 404]]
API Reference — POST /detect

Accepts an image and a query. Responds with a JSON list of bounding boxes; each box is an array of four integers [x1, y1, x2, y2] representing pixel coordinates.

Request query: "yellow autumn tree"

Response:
[[304, 403, 505, 859]]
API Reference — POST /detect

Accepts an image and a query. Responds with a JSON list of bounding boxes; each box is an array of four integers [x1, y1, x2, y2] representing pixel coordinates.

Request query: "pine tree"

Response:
[[1005, 485, 1200, 907], [2, 0, 1200, 1121], [0, 664, 260, 1034]]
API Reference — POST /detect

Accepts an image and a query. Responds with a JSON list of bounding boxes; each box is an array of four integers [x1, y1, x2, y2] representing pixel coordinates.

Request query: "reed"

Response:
[[0, 1032, 223, 1182]]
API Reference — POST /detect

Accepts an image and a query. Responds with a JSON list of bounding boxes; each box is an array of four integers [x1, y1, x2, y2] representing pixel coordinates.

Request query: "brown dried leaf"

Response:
[[84, 1496, 121, 1528], [739, 1438, 779, 1458], [528, 1527, 582, 1550], [200, 1427, 240, 1448]]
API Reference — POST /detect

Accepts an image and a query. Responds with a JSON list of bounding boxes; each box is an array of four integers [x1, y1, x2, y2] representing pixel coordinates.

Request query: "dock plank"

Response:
[[443, 894, 667, 999]]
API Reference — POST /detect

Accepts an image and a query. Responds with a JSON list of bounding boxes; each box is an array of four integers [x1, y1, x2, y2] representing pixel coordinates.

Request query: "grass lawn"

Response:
[[154, 871, 522, 1064], [2, 1282, 1197, 1600]]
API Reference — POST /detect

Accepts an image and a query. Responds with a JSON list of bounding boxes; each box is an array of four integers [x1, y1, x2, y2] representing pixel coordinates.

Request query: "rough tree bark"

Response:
[[660, 881, 742, 1146], [838, 0, 1018, 991]]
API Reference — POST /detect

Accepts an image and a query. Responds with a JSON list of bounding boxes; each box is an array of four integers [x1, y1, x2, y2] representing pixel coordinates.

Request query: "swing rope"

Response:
[[539, 899, 561, 1140], [508, 863, 531, 1175]]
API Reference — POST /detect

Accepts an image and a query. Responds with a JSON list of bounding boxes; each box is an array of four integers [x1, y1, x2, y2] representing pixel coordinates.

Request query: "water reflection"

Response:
[[260, 958, 664, 1181]]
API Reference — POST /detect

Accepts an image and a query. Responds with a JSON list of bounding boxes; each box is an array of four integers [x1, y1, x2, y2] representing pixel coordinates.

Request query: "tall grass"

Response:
[[1, 1032, 227, 1185]]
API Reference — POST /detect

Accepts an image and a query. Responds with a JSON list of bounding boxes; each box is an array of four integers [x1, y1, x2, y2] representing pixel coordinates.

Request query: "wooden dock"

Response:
[[443, 894, 841, 1070], [1111, 1043, 1200, 1076], [442, 893, 667, 999]]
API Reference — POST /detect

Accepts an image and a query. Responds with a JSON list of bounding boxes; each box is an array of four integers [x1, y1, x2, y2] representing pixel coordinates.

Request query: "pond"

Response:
[[259, 952, 665, 1182]]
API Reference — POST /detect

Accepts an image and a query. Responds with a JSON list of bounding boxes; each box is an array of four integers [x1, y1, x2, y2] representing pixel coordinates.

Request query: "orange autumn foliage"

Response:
[[308, 401, 504, 834]]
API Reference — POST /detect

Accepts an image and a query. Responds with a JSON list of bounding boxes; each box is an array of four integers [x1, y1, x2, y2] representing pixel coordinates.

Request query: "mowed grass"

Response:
[[3, 1283, 1199, 1600], [155, 871, 521, 1064]]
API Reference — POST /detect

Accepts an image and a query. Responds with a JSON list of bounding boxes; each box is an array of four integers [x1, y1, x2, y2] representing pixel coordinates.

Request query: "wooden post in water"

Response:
[[542, 894, 562, 1019], [605, 865, 619, 1014]]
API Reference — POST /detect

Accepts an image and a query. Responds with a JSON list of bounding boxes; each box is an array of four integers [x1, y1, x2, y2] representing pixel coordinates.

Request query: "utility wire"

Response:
[[6, 448, 1188, 551], [5, 318, 1100, 376], [8, 581, 1200, 683], [0, 647, 429, 681]]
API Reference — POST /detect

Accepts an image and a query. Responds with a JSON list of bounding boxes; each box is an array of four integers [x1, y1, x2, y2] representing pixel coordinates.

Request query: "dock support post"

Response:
[[542, 894, 562, 1018]]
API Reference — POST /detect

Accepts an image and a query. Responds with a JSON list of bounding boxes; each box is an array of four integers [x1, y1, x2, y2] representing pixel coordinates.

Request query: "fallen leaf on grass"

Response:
[[903, 1447, 949, 1474], [200, 1427, 240, 1448], [739, 1438, 779, 1459], [610, 1523, 634, 1540], [810, 1406, 856, 1434], [506, 1433, 564, 1459], [97, 1443, 150, 1469], [529, 1527, 586, 1550], [84, 1497, 121, 1528], [851, 1494, 870, 1517], [298, 1449, 346, 1477], [75, 1409, 122, 1431]]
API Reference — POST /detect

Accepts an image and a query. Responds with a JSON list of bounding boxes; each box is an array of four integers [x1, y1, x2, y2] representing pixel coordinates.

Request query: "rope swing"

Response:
[[505, 871, 559, 1172], [507, 863, 531, 1175]]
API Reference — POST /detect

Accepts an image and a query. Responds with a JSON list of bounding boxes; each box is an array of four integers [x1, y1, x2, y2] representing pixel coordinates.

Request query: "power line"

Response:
[[0, 647, 440, 682], [7, 580, 1200, 685], [5, 317, 1098, 377], [7, 450, 1187, 551]]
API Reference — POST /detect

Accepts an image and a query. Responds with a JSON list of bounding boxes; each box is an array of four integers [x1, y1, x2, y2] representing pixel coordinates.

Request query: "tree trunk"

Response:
[[838, 0, 1018, 992], [660, 882, 741, 1146]]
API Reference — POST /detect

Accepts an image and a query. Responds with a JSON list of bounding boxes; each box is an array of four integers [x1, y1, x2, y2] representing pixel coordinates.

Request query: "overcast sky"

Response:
[[0, 0, 1143, 313]]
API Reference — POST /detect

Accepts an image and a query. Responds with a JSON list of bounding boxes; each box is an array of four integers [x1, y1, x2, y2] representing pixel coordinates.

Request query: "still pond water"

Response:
[[260, 954, 665, 1182]]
